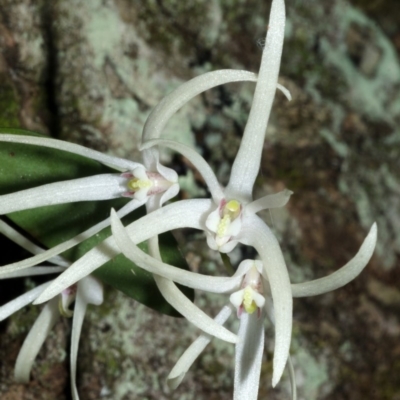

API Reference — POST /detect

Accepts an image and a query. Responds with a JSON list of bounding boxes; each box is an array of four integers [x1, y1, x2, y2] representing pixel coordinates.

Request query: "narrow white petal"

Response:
[[227, 0, 286, 201], [77, 276, 104, 306], [291, 223, 377, 297], [277, 83, 292, 101], [14, 297, 59, 383], [0, 220, 49, 256], [142, 70, 290, 145], [0, 134, 139, 171], [142, 70, 258, 143], [156, 161, 178, 183], [154, 275, 237, 344], [167, 305, 233, 389], [0, 198, 142, 276], [141, 139, 224, 202], [239, 214, 292, 387], [245, 189, 293, 215], [234, 312, 265, 400], [0, 174, 126, 215], [145, 193, 161, 214], [0, 220, 69, 267], [288, 355, 297, 400], [34, 199, 213, 304], [142, 147, 160, 173], [230, 290, 245, 309], [70, 287, 86, 400], [233, 259, 260, 277], [0, 267, 64, 279], [111, 210, 241, 293], [70, 277, 102, 400], [148, 230, 236, 344], [0, 281, 51, 321], [159, 183, 180, 206]]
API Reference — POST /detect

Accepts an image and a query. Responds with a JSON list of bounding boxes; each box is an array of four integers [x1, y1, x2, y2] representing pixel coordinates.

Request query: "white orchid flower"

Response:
[[141, 0, 290, 251], [138, 0, 293, 386], [0, 69, 270, 342], [109, 213, 376, 398], [0, 220, 103, 400], [0, 132, 179, 260], [0, 0, 377, 392], [0, 0, 291, 343], [135, 0, 292, 379], [12, 0, 292, 381]]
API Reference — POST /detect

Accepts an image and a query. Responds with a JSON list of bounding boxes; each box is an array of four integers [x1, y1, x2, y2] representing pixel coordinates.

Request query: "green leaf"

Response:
[[0, 128, 194, 316]]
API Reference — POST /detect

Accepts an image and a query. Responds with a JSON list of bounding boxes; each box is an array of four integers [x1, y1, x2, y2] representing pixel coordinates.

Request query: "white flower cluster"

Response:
[[0, 0, 377, 399]]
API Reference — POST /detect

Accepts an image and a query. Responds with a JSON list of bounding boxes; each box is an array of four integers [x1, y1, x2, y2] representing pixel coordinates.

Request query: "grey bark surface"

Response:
[[0, 0, 399, 399]]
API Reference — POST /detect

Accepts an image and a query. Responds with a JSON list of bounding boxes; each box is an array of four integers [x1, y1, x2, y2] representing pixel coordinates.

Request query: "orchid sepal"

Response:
[[291, 222, 377, 298]]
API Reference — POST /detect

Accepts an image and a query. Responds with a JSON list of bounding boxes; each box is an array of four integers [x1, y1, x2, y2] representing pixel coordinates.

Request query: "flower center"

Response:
[[243, 287, 258, 314], [230, 265, 265, 316], [122, 168, 173, 200], [217, 199, 241, 238], [127, 178, 153, 191]]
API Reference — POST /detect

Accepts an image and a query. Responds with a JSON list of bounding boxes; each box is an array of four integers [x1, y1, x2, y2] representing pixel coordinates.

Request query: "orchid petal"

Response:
[[34, 199, 213, 304], [142, 70, 291, 145], [277, 83, 292, 101], [230, 290, 245, 309], [219, 239, 240, 253], [0, 267, 64, 279], [234, 312, 265, 400], [0, 134, 139, 171], [145, 193, 161, 214], [288, 355, 297, 400], [0, 220, 50, 257], [156, 160, 178, 183], [239, 214, 292, 387], [291, 223, 377, 297], [148, 224, 236, 343], [154, 275, 237, 344], [0, 281, 51, 321], [140, 70, 257, 172], [234, 260, 263, 277], [245, 189, 293, 215], [0, 174, 126, 215], [70, 292, 86, 400], [227, 0, 286, 201], [14, 297, 59, 383], [167, 305, 233, 389], [0, 198, 142, 276], [142, 147, 159, 173], [160, 183, 180, 206], [142, 139, 224, 202], [71, 277, 103, 400], [0, 220, 69, 267], [142, 70, 258, 144], [77, 275, 104, 306], [111, 210, 241, 293], [142, 219, 236, 344]]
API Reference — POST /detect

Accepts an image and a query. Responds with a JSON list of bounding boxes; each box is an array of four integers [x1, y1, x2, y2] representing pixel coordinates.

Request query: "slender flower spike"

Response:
[[0, 220, 103, 400], [110, 212, 377, 399]]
